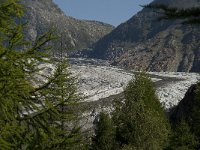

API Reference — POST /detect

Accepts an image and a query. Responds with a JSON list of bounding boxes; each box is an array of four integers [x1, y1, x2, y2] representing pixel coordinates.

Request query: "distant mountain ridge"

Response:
[[83, 0, 200, 72], [21, 0, 114, 55]]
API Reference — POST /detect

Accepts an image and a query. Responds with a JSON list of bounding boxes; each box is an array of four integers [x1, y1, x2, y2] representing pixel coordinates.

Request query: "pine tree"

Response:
[[112, 73, 170, 149], [91, 112, 116, 150], [0, 0, 85, 149]]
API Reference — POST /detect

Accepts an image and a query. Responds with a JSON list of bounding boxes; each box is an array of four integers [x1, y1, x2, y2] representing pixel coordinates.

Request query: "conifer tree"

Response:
[[188, 83, 200, 141], [91, 112, 116, 150], [178, 83, 200, 146], [168, 120, 198, 150], [112, 73, 170, 149], [0, 0, 85, 149], [144, 4, 200, 148]]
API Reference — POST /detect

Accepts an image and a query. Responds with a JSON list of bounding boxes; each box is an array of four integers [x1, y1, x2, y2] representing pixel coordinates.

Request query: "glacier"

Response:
[[70, 58, 200, 109], [37, 58, 200, 110]]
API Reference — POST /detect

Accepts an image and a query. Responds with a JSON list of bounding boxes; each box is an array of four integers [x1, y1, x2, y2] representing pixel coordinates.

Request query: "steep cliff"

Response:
[[85, 0, 200, 72], [21, 0, 114, 54]]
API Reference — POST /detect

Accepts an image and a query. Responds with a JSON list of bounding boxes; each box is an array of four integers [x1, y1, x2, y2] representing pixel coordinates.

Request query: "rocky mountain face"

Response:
[[83, 0, 200, 72], [21, 0, 114, 55]]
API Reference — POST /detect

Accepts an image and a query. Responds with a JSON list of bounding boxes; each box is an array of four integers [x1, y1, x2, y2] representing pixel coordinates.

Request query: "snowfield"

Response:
[[38, 58, 200, 110]]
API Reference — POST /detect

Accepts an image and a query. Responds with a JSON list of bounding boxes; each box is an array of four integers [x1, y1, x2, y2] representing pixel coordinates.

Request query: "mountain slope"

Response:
[[21, 0, 114, 54], [85, 0, 200, 72]]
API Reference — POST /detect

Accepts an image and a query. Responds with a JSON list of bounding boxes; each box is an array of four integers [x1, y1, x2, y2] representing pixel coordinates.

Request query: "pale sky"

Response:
[[53, 0, 153, 26]]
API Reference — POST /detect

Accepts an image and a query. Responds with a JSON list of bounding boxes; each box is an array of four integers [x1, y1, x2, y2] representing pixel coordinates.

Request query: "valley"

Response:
[[2, 0, 200, 148], [69, 58, 200, 110]]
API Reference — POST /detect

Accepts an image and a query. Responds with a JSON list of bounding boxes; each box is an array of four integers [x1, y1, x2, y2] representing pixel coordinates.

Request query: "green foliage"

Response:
[[177, 83, 200, 146], [144, 4, 200, 24], [0, 0, 85, 149], [144, 2, 200, 149], [171, 83, 200, 147], [167, 120, 198, 150], [121, 145, 138, 150], [189, 83, 200, 140], [21, 59, 85, 150], [143, 2, 200, 149], [91, 112, 116, 150], [113, 73, 170, 149]]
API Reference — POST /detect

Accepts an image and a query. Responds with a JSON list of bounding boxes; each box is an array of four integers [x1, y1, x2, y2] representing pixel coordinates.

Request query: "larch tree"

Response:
[[91, 112, 116, 150], [0, 0, 85, 149], [112, 73, 170, 149]]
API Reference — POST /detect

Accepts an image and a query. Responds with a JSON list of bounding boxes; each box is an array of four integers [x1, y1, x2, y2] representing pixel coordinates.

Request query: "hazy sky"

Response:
[[53, 0, 153, 26]]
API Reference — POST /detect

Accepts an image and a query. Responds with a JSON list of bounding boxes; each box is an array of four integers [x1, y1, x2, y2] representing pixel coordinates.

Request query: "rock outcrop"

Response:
[[21, 0, 114, 54], [83, 0, 200, 72]]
